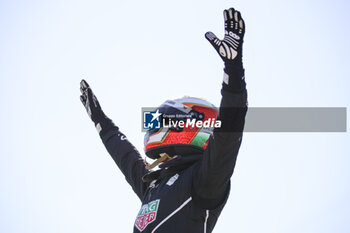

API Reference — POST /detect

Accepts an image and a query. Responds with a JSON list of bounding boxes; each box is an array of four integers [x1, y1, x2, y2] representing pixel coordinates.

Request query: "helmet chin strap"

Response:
[[145, 153, 171, 170]]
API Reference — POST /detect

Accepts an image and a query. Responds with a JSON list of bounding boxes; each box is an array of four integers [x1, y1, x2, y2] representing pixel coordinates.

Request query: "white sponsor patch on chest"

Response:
[[166, 173, 179, 186]]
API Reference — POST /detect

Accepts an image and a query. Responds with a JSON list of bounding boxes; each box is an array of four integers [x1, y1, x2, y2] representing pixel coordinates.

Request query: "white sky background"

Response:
[[1, 0, 349, 232]]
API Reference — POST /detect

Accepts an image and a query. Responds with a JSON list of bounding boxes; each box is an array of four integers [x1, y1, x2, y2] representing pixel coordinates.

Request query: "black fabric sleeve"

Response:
[[192, 66, 248, 209], [99, 124, 149, 201]]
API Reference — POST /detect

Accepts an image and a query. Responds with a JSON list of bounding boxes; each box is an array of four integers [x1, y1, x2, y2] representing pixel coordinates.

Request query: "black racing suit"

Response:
[[98, 66, 247, 233]]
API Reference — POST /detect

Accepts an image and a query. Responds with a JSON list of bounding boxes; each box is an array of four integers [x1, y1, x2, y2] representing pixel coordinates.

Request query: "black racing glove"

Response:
[[80, 79, 116, 134], [205, 8, 246, 92]]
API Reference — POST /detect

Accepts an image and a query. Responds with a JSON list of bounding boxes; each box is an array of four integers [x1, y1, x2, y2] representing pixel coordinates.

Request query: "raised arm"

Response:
[[80, 80, 148, 200], [193, 8, 248, 209]]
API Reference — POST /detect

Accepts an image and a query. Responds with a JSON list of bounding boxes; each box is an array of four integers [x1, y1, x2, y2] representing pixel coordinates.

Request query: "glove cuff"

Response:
[[222, 60, 246, 93], [95, 116, 117, 136]]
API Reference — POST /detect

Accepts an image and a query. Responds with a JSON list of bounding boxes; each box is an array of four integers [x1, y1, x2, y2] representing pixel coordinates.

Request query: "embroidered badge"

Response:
[[166, 173, 179, 186], [135, 199, 160, 231]]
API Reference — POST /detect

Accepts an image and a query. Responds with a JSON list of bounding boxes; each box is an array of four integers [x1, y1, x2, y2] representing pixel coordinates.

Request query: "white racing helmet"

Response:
[[144, 97, 219, 159]]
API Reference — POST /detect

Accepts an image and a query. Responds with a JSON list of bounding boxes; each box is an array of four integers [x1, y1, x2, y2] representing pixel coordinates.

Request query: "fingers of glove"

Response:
[[236, 10, 245, 35], [229, 9, 245, 35], [80, 79, 90, 94], [239, 18, 245, 34], [86, 88, 97, 108], [205, 31, 221, 51], [223, 9, 229, 22], [228, 8, 235, 20], [87, 88, 102, 111], [225, 8, 239, 31], [80, 95, 87, 105], [235, 11, 242, 21]]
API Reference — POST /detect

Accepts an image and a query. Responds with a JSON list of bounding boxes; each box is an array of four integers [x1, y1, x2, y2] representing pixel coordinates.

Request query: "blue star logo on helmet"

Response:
[[143, 110, 162, 129]]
